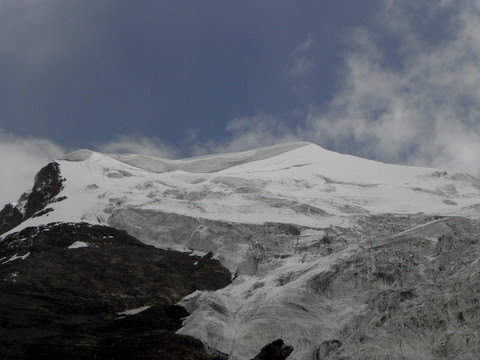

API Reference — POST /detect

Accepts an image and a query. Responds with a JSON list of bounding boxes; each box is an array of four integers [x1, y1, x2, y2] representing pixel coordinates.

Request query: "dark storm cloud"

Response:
[[0, 0, 380, 150], [0, 0, 113, 141]]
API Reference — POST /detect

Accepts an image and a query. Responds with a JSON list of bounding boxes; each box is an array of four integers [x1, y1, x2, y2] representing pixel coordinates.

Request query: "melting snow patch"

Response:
[[188, 250, 209, 257], [116, 305, 151, 319], [68, 241, 89, 249], [2, 252, 30, 264]]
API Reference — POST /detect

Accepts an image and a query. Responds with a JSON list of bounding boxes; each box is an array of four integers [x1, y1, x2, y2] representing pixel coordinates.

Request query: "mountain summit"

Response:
[[1, 142, 480, 359], [4, 142, 480, 237]]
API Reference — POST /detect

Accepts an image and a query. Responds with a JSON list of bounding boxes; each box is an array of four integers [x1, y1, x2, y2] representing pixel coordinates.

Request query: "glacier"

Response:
[[2, 142, 480, 359]]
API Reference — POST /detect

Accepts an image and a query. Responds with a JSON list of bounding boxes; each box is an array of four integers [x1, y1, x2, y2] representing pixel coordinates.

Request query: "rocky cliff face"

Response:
[[0, 223, 231, 359], [0, 203, 23, 235], [0, 162, 64, 235]]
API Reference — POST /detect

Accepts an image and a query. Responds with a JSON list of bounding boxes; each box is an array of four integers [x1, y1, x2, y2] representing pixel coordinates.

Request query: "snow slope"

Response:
[[3, 142, 480, 359], [5, 142, 480, 236]]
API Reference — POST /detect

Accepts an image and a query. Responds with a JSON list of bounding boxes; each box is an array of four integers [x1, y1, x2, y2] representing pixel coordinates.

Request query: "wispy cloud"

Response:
[[305, 0, 480, 174], [200, 1, 480, 176], [282, 33, 316, 96], [84, 1, 480, 177], [283, 33, 315, 79], [95, 135, 179, 159], [0, 130, 65, 206], [190, 114, 300, 156]]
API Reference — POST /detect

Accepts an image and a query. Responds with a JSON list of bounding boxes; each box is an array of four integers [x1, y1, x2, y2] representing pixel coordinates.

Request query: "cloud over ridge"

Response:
[[0, 131, 65, 206], [200, 0, 480, 176], [3, 0, 480, 209], [95, 135, 179, 159], [305, 0, 480, 175]]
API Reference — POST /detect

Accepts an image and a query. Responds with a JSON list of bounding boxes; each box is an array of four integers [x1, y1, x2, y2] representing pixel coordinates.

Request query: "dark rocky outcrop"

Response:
[[0, 223, 231, 359], [0, 162, 65, 235], [251, 339, 293, 360], [0, 203, 23, 235], [24, 162, 65, 218], [317, 340, 342, 359]]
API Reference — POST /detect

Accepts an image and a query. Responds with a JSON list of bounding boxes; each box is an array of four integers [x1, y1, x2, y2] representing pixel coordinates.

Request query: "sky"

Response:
[[2, 0, 480, 204]]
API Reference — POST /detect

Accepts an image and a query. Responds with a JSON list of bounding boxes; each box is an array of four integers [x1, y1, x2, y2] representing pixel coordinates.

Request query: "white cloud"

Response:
[[304, 0, 480, 175], [282, 33, 316, 96], [0, 132, 175, 208], [190, 114, 300, 156], [95, 135, 179, 159], [202, 1, 480, 176], [0, 130, 65, 206]]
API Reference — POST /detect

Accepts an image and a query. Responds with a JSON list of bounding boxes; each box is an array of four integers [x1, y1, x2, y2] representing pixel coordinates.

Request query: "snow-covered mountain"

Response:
[[5, 142, 480, 235], [2, 142, 480, 359]]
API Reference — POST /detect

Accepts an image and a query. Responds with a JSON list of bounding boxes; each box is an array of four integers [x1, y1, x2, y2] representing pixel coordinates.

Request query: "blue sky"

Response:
[[2, 0, 480, 203]]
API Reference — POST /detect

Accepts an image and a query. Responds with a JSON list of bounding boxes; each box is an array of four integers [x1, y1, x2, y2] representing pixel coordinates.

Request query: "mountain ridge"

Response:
[[61, 142, 312, 173], [2, 142, 480, 239], [1, 142, 480, 359]]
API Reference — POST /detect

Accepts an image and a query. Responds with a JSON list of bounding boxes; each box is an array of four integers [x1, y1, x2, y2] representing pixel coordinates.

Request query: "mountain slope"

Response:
[[4, 142, 480, 237], [0, 222, 231, 359], [1, 142, 480, 359]]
